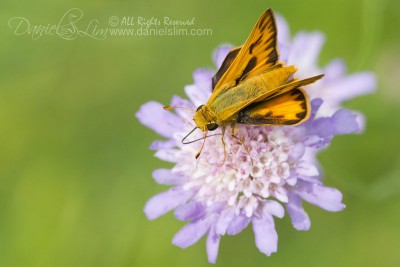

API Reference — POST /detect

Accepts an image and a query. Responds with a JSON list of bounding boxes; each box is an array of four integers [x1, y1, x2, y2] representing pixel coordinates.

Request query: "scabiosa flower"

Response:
[[136, 14, 375, 264]]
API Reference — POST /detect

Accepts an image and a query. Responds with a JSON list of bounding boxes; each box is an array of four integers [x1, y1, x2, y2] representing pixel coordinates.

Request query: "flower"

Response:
[[136, 14, 375, 263]]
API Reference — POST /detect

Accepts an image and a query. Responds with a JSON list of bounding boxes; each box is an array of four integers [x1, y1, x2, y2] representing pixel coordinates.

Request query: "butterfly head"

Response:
[[193, 104, 219, 132]]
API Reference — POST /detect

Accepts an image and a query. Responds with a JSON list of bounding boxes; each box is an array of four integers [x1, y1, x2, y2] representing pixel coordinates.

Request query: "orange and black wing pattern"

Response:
[[236, 88, 310, 126], [212, 9, 280, 93]]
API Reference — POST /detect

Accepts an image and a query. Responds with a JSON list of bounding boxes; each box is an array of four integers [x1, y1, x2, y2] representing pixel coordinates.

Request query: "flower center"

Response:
[[175, 125, 299, 217]]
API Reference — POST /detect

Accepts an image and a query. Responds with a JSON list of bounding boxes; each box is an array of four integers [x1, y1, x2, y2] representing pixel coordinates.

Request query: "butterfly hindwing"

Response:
[[236, 88, 310, 126], [212, 9, 279, 92]]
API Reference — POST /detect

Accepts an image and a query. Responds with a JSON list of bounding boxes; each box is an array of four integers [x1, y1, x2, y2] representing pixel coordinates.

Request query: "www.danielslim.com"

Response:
[[7, 23, 213, 40], [107, 26, 212, 37], [8, 23, 213, 40]]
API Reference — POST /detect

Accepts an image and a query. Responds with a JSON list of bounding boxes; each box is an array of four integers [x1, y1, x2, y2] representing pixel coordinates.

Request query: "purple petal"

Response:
[[332, 109, 360, 134], [325, 72, 376, 103], [301, 148, 319, 166], [252, 212, 278, 256], [288, 143, 305, 162], [184, 84, 210, 107], [306, 109, 359, 138], [152, 168, 182, 185], [309, 71, 376, 118], [136, 101, 183, 138], [193, 68, 214, 93], [170, 95, 195, 121], [206, 225, 220, 264], [213, 44, 233, 68], [275, 13, 291, 62], [226, 214, 251, 235], [171, 95, 194, 107], [306, 117, 335, 137], [215, 209, 235, 235], [286, 192, 310, 231], [296, 182, 345, 212], [301, 98, 323, 126], [263, 200, 284, 218], [154, 148, 179, 162], [311, 98, 323, 115], [275, 13, 291, 47], [354, 111, 366, 133], [150, 139, 176, 150], [271, 187, 289, 203], [172, 214, 216, 248], [174, 202, 206, 221], [303, 135, 332, 150], [287, 31, 325, 77], [324, 59, 346, 81], [144, 187, 194, 220], [296, 175, 321, 184], [296, 161, 320, 177]]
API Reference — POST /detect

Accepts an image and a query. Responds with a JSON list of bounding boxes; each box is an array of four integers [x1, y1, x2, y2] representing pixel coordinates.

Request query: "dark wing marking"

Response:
[[212, 46, 242, 90], [213, 9, 280, 93], [237, 88, 310, 126]]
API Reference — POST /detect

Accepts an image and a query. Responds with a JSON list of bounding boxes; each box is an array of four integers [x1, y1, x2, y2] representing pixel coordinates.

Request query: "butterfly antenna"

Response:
[[182, 127, 198, 144], [195, 130, 208, 159], [182, 127, 222, 144], [164, 106, 195, 113]]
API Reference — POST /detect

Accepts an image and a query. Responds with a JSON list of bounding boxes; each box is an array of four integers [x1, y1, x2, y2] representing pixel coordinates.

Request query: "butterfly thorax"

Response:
[[193, 104, 219, 131]]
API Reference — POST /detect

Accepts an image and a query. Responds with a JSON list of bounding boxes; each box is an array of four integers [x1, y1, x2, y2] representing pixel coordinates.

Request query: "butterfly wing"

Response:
[[236, 88, 310, 126], [214, 73, 323, 122], [205, 9, 324, 127], [212, 9, 279, 93], [212, 46, 242, 90], [255, 74, 324, 102]]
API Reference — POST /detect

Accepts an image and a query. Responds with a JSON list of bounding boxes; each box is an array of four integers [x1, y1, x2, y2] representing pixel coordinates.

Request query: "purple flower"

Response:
[[136, 14, 374, 263]]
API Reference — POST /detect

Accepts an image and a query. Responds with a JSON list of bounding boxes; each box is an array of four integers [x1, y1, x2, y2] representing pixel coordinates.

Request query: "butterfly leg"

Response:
[[230, 122, 236, 136], [195, 130, 208, 159], [230, 123, 253, 165], [221, 126, 227, 163]]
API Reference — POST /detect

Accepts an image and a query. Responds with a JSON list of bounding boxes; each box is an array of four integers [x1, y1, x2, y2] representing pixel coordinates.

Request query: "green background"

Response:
[[1, 0, 400, 266]]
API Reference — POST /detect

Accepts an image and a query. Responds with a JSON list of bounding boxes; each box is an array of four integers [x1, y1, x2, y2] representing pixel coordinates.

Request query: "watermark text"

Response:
[[8, 8, 213, 40]]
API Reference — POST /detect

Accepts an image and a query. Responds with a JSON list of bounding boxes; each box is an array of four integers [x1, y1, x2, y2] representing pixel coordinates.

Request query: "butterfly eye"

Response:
[[196, 105, 204, 111], [206, 122, 218, 131]]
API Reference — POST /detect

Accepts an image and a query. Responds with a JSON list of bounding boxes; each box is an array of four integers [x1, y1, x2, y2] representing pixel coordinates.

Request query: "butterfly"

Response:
[[166, 9, 323, 158]]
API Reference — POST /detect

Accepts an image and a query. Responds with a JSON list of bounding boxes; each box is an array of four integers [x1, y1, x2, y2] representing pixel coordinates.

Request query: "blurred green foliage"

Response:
[[1, 0, 400, 266]]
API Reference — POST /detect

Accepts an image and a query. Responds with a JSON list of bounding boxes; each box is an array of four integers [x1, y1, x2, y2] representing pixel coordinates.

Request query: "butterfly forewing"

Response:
[[212, 46, 242, 90], [212, 9, 279, 93]]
